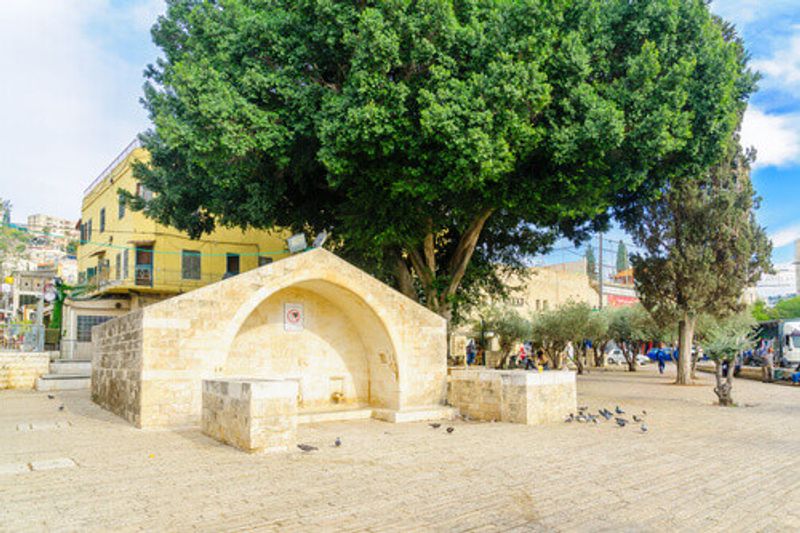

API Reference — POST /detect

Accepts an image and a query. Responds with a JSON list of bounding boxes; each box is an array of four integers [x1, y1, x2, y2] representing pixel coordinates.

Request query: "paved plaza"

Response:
[[2, 367, 799, 532]]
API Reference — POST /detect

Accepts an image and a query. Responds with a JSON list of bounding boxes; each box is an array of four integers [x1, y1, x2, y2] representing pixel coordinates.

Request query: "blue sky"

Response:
[[0, 0, 798, 267]]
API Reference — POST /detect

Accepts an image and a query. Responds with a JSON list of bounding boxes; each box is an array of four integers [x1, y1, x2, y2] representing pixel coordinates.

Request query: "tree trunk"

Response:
[[714, 359, 734, 406], [393, 254, 416, 300], [676, 315, 696, 385], [575, 351, 585, 375]]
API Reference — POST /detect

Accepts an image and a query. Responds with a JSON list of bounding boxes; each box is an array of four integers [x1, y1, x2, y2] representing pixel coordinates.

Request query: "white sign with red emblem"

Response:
[[284, 303, 304, 332]]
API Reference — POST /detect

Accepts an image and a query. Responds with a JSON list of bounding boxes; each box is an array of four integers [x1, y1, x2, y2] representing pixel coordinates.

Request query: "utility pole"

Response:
[[598, 233, 604, 309]]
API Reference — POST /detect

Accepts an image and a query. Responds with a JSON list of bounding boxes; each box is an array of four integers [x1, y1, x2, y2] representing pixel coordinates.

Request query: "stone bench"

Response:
[[448, 369, 576, 425], [202, 378, 298, 453]]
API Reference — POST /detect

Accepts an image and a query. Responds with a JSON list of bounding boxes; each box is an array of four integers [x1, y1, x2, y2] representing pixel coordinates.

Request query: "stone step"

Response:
[[36, 374, 91, 391], [50, 360, 92, 376]]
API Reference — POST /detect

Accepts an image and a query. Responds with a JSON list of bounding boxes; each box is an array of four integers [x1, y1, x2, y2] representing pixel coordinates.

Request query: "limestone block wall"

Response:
[[448, 369, 576, 424], [92, 249, 448, 429], [0, 353, 50, 389], [202, 379, 298, 453], [91, 309, 144, 426]]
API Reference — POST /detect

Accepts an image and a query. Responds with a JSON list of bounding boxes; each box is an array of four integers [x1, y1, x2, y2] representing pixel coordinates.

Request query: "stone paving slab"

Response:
[[0, 462, 30, 475], [0, 368, 798, 531], [29, 458, 77, 471]]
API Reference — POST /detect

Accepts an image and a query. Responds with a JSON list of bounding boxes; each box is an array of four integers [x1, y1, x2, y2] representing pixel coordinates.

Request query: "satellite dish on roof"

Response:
[[312, 230, 328, 249]]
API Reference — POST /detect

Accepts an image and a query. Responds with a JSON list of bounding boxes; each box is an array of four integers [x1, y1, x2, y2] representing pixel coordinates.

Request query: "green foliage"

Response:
[[136, 0, 755, 324], [472, 306, 531, 359], [702, 312, 756, 363], [616, 242, 629, 273], [585, 246, 597, 281], [628, 135, 772, 328], [752, 297, 800, 321], [751, 300, 772, 321], [0, 199, 31, 277], [65, 240, 79, 256], [530, 301, 599, 367]]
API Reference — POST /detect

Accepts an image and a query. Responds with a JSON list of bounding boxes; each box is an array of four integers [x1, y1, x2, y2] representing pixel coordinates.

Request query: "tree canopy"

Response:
[[752, 297, 800, 321], [626, 131, 772, 383], [135, 0, 756, 324]]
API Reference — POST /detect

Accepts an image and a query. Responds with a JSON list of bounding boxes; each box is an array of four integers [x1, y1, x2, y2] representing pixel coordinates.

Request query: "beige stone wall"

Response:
[[91, 309, 144, 426], [202, 379, 298, 453], [0, 353, 50, 389], [92, 249, 448, 429], [448, 369, 576, 424]]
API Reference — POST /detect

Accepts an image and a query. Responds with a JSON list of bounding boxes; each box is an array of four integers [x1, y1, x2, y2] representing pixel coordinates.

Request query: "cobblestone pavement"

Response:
[[2, 366, 799, 532]]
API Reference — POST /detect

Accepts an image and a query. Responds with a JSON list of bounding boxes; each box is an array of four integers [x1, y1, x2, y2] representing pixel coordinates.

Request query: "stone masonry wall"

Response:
[[448, 369, 576, 425], [0, 353, 50, 390], [202, 379, 298, 453], [92, 309, 144, 426]]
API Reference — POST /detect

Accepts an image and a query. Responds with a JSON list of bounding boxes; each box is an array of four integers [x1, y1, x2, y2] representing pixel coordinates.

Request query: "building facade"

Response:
[[64, 139, 289, 359]]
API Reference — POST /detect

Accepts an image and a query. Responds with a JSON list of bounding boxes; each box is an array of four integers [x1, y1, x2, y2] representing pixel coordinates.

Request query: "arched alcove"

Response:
[[224, 279, 400, 412]]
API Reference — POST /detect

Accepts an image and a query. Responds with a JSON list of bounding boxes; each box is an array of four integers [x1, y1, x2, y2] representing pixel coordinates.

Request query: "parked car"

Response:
[[606, 348, 625, 365]]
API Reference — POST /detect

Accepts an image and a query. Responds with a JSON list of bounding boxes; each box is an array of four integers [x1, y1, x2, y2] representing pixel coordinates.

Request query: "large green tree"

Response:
[[134, 0, 754, 328], [625, 133, 772, 384]]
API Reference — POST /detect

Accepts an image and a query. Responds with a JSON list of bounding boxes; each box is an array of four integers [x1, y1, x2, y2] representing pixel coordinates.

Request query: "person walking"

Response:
[[657, 348, 666, 375], [466, 340, 476, 366], [762, 347, 774, 383]]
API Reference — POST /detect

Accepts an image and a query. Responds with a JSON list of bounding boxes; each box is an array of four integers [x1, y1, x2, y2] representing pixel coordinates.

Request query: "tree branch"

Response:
[[445, 207, 494, 299]]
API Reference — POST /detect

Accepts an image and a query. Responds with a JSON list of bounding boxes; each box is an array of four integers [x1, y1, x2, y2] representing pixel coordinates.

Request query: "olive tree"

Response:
[[700, 312, 756, 406]]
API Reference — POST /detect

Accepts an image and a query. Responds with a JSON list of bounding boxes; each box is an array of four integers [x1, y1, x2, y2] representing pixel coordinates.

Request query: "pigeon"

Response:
[[47, 394, 54, 400], [334, 437, 342, 447], [615, 417, 627, 428], [599, 409, 612, 420], [633, 415, 643, 423], [297, 444, 318, 452], [565, 413, 575, 423], [58, 405, 65, 411], [576, 415, 587, 423], [615, 406, 624, 414], [578, 405, 588, 412], [641, 423, 648, 433], [429, 423, 441, 429], [642, 410, 648, 415], [446, 427, 455, 434]]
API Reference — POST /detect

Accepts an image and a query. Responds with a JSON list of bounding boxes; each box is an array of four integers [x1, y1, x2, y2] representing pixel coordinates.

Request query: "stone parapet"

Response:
[[202, 378, 298, 453], [448, 369, 576, 425], [0, 353, 50, 389]]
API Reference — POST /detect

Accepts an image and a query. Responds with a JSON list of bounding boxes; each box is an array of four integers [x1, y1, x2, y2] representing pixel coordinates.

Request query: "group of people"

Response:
[[465, 340, 551, 370], [513, 344, 550, 371]]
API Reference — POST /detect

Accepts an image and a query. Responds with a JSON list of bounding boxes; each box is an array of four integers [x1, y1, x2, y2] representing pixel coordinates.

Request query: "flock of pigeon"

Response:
[[565, 405, 648, 433]]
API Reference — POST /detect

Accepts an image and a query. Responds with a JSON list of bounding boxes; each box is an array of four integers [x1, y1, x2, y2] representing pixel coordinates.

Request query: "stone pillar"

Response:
[[202, 379, 298, 453]]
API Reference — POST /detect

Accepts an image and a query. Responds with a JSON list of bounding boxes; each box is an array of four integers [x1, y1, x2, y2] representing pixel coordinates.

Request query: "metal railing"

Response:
[[83, 138, 142, 196], [84, 265, 233, 294]]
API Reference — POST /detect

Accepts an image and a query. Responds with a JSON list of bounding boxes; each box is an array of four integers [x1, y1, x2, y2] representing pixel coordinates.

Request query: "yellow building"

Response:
[[63, 138, 288, 359]]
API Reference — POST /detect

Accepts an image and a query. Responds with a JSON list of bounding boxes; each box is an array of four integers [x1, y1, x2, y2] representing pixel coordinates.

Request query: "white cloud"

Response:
[[751, 33, 800, 89], [711, 0, 800, 27], [0, 1, 161, 223], [741, 106, 800, 167], [770, 223, 800, 249]]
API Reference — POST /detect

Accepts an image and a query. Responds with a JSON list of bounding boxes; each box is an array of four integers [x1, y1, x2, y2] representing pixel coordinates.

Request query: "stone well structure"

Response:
[[91, 249, 449, 428], [448, 369, 577, 425]]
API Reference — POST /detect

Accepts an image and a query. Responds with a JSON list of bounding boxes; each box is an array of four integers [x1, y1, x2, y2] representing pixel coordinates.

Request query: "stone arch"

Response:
[[220, 278, 402, 411]]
